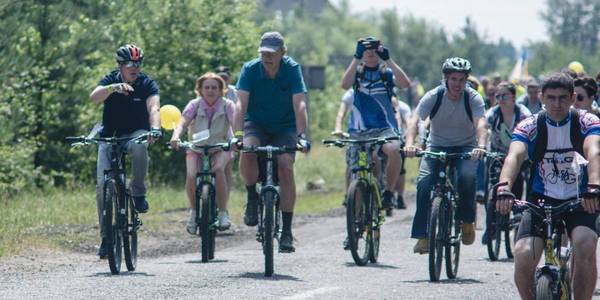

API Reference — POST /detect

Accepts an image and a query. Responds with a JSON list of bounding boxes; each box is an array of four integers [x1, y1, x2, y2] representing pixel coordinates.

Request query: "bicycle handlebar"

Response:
[[166, 141, 230, 152], [240, 145, 303, 154], [66, 131, 159, 147], [411, 150, 473, 160], [322, 135, 400, 148], [513, 198, 583, 218]]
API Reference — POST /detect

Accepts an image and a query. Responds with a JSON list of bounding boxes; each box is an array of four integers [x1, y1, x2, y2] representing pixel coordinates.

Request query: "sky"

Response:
[[333, 0, 547, 49]]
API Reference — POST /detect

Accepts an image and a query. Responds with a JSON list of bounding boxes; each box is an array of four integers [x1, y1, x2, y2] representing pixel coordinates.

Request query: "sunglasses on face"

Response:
[[495, 93, 510, 101], [576, 94, 586, 101], [120, 60, 142, 68]]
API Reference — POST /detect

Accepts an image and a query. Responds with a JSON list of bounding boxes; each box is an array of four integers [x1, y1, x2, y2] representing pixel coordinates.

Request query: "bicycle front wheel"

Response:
[[486, 201, 501, 261], [535, 273, 555, 300], [369, 185, 381, 263], [200, 184, 212, 263], [445, 206, 460, 279], [263, 190, 275, 277], [428, 196, 445, 282], [123, 194, 138, 271], [103, 179, 123, 274], [346, 180, 371, 266]]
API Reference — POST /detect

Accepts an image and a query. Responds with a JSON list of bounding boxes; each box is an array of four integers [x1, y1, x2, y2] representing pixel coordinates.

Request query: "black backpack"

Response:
[[429, 85, 473, 123], [531, 108, 584, 165], [353, 63, 395, 99]]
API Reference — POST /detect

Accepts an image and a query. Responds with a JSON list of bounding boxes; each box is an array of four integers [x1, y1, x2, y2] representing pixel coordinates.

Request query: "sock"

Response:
[[282, 212, 293, 233], [246, 184, 257, 202]]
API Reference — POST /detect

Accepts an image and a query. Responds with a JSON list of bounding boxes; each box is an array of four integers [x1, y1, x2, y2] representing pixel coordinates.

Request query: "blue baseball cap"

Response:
[[258, 31, 285, 53]]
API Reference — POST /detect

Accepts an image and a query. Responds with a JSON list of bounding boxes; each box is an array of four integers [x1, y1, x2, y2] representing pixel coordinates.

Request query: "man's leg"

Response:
[[128, 130, 150, 213], [394, 151, 407, 209], [240, 136, 260, 226], [381, 141, 401, 208], [513, 237, 544, 300], [411, 154, 441, 253], [456, 156, 478, 245], [96, 143, 111, 258], [570, 226, 598, 299]]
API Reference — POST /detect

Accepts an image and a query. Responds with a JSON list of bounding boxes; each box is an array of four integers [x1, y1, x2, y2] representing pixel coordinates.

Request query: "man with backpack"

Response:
[[404, 57, 487, 254], [495, 72, 600, 300], [340, 36, 411, 210]]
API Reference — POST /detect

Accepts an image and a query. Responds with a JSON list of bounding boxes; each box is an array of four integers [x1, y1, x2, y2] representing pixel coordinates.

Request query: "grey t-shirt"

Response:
[[416, 86, 485, 147]]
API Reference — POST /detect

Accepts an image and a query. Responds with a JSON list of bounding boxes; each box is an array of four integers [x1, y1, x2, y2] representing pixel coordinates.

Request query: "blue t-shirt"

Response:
[[236, 56, 307, 133], [348, 66, 397, 132], [98, 70, 159, 137], [512, 110, 600, 199]]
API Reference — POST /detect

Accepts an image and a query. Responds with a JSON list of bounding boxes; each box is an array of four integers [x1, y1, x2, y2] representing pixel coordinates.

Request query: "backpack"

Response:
[[429, 85, 473, 123], [531, 108, 584, 165], [354, 63, 395, 99]]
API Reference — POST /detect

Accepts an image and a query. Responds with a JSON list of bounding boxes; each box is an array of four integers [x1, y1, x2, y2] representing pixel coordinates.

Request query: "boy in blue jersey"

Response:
[[340, 37, 411, 209]]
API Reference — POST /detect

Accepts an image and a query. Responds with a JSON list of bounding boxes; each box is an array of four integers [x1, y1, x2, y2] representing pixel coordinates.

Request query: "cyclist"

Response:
[[574, 76, 600, 118], [89, 44, 161, 258], [495, 72, 600, 300], [516, 77, 543, 114], [169, 72, 235, 233], [215, 66, 238, 103], [339, 36, 411, 210], [232, 31, 310, 253], [404, 57, 486, 254]]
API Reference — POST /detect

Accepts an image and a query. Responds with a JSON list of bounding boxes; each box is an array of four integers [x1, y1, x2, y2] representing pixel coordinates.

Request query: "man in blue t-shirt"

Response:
[[340, 36, 411, 210], [232, 32, 310, 253], [90, 44, 161, 259]]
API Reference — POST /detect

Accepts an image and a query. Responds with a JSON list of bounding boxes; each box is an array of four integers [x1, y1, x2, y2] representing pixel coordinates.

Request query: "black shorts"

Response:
[[515, 196, 599, 241], [244, 121, 297, 149]]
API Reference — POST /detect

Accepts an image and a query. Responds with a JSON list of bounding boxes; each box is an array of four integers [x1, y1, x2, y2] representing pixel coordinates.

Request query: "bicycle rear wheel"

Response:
[[123, 194, 138, 271], [207, 185, 217, 260], [428, 196, 444, 282], [445, 206, 460, 279], [104, 179, 123, 275], [346, 180, 371, 266], [263, 190, 275, 277], [535, 273, 555, 300], [200, 184, 211, 263], [486, 201, 501, 261]]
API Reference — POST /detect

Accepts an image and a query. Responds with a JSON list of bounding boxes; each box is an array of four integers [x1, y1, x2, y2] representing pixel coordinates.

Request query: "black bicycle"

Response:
[[415, 150, 473, 282], [66, 130, 158, 274], [323, 136, 398, 266], [241, 144, 303, 277], [168, 141, 229, 263]]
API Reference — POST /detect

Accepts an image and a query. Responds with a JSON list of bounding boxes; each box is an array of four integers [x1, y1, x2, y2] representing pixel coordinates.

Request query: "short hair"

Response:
[[574, 76, 597, 97], [541, 72, 574, 94], [195, 72, 227, 97], [560, 67, 578, 79], [497, 81, 516, 96]]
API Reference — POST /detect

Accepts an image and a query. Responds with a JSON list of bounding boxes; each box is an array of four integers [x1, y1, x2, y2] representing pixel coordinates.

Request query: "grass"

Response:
[[0, 145, 419, 257]]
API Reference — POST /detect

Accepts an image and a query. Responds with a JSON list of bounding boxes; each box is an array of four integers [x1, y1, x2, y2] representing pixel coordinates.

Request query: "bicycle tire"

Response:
[[428, 196, 444, 281], [123, 194, 138, 271], [369, 187, 380, 263], [263, 190, 275, 277], [445, 202, 460, 279], [104, 179, 122, 274], [200, 184, 211, 263], [486, 202, 501, 261], [504, 222, 514, 259], [535, 273, 555, 300], [346, 180, 371, 266], [208, 184, 217, 260]]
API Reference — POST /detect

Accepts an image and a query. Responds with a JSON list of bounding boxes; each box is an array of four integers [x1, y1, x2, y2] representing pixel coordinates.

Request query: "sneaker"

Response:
[[395, 195, 406, 209], [279, 231, 295, 253], [98, 239, 108, 259], [382, 190, 394, 209], [218, 210, 231, 231], [343, 236, 350, 250], [244, 192, 259, 226], [413, 238, 429, 254], [481, 230, 489, 245], [461, 223, 476, 245], [186, 209, 197, 235], [475, 190, 485, 204], [133, 196, 149, 213]]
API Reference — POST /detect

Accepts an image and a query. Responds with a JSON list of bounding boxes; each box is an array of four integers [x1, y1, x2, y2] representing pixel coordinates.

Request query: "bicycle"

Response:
[[415, 150, 473, 282], [240, 144, 303, 277], [492, 183, 579, 300], [168, 140, 230, 263], [323, 135, 398, 266], [484, 152, 521, 261], [66, 130, 159, 274]]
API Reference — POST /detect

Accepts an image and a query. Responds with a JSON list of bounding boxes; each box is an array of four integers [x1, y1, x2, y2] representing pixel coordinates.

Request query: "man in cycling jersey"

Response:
[[233, 32, 310, 253], [89, 44, 161, 258], [404, 57, 487, 254], [339, 36, 411, 209], [495, 72, 600, 300]]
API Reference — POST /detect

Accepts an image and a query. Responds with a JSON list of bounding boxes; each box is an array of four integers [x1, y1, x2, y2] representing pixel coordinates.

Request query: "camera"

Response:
[[361, 39, 380, 50]]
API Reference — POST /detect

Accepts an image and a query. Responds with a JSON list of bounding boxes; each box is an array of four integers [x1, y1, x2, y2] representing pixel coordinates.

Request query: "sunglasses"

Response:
[[576, 94, 586, 101], [495, 93, 510, 100], [120, 60, 143, 68]]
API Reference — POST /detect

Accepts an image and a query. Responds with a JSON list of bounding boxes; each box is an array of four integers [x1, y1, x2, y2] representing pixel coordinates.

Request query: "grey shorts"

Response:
[[244, 121, 297, 148], [345, 128, 398, 166]]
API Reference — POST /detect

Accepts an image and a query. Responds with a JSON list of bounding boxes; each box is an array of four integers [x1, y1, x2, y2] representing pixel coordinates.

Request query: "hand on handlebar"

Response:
[[403, 144, 419, 158], [331, 130, 349, 138], [298, 138, 311, 153], [582, 184, 600, 214], [148, 128, 162, 145], [470, 147, 486, 160], [495, 186, 516, 215], [169, 138, 181, 151], [229, 136, 243, 151]]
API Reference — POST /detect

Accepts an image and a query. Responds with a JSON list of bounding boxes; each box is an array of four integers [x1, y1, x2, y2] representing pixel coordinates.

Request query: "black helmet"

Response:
[[116, 44, 144, 63], [442, 57, 471, 75]]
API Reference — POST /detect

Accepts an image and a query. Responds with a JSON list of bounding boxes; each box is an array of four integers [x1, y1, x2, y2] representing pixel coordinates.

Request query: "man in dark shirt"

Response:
[[89, 44, 161, 258]]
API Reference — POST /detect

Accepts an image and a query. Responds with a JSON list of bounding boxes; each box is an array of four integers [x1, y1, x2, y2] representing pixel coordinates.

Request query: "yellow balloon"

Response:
[[568, 61, 585, 74], [160, 104, 181, 130]]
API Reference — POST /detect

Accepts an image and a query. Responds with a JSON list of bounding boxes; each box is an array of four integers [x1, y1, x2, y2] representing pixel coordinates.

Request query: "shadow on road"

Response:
[[87, 271, 155, 277], [343, 262, 399, 269], [229, 272, 303, 282], [185, 259, 229, 264], [401, 278, 483, 284]]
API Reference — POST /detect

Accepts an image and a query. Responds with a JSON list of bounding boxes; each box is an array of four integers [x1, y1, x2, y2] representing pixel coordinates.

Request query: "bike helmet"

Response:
[[116, 44, 144, 63], [442, 57, 471, 75]]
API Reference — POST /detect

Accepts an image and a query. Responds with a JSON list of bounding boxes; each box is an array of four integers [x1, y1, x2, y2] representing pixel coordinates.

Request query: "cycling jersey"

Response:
[[485, 104, 531, 153], [512, 109, 600, 199]]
